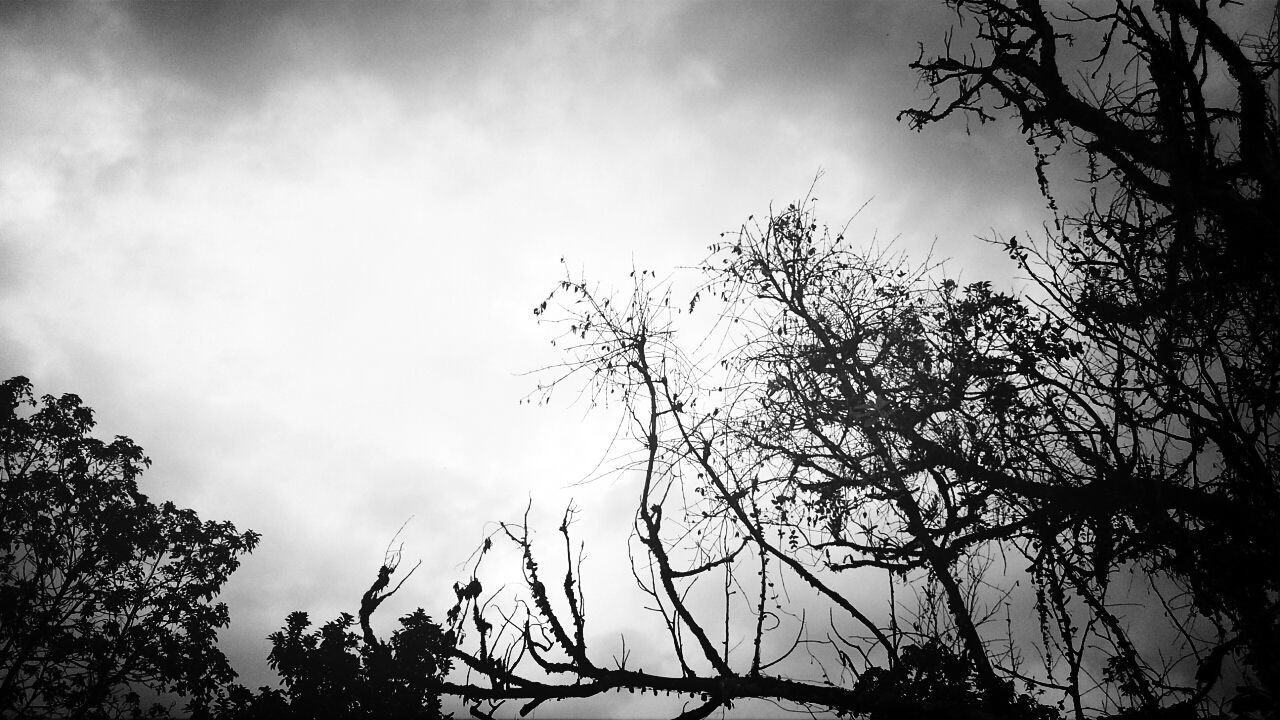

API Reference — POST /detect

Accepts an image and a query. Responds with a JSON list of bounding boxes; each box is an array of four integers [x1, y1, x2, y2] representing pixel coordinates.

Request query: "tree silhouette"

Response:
[[0, 376, 260, 719], [213, 560, 452, 720], [901, 1, 1279, 713], [434, 2, 1278, 719]]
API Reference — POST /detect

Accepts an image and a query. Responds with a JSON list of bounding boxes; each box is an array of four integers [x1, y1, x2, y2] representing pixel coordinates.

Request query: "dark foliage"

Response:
[[902, 0, 1279, 711], [213, 562, 452, 720], [0, 376, 259, 719]]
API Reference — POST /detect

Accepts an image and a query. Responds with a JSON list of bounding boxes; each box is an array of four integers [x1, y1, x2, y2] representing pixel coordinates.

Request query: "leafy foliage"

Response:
[[213, 566, 452, 720], [0, 376, 259, 718]]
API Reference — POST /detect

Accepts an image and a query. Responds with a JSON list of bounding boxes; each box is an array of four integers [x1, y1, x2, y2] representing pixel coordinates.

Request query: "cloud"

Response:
[[0, 0, 1063, 693]]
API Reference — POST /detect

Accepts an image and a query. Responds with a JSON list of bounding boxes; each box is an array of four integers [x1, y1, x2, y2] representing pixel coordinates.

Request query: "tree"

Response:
[[0, 376, 260, 719], [899, 0, 1279, 712], [213, 549, 453, 720], [433, 2, 1278, 719]]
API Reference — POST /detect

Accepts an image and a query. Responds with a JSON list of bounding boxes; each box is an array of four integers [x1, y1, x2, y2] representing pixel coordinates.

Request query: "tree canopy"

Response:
[[214, 548, 452, 720], [435, 2, 1279, 719], [0, 377, 454, 720], [0, 376, 260, 719]]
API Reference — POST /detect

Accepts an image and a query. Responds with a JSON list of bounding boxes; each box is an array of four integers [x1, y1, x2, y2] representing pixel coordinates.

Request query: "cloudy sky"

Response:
[[0, 0, 1055, 704]]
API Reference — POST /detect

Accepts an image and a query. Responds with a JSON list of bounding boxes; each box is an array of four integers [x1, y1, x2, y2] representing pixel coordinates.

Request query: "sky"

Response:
[[0, 0, 1058, 710]]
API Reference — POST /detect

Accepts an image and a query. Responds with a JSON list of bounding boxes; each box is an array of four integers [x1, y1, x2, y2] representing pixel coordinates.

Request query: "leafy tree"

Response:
[[0, 376, 260, 719], [434, 2, 1278, 719], [213, 554, 452, 720]]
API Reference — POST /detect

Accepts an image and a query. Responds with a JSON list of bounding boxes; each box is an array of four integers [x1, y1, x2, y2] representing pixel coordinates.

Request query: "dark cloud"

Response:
[[0, 1, 86, 31], [115, 2, 549, 111], [82, 2, 952, 123], [118, 1, 313, 109], [655, 2, 949, 103], [0, 2, 116, 75]]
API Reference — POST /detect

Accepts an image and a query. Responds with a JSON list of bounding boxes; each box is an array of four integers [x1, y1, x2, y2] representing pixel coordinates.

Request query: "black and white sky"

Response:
[[1, 0, 1062, 703]]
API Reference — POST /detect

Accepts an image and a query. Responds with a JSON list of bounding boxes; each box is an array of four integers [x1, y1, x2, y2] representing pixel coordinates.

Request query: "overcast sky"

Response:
[[0, 0, 1057, 707]]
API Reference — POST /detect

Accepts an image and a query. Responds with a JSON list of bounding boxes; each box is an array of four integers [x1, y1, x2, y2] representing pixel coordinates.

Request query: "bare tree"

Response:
[[429, 2, 1278, 718]]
